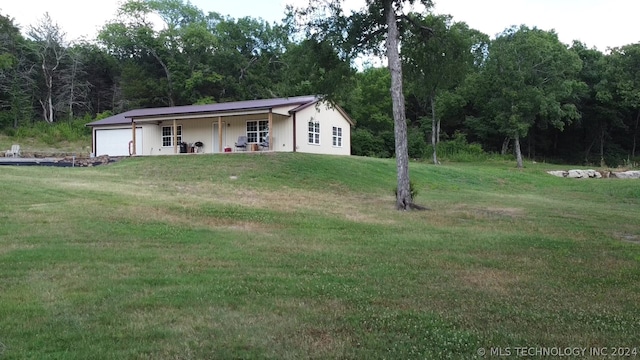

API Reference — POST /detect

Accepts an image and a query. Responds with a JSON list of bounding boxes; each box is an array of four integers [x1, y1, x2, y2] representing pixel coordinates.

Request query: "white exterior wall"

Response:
[[294, 102, 351, 156], [95, 102, 351, 157]]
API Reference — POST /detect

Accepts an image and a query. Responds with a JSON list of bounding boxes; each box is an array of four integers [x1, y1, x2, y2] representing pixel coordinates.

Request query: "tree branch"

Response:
[[355, 27, 387, 50], [398, 14, 434, 38]]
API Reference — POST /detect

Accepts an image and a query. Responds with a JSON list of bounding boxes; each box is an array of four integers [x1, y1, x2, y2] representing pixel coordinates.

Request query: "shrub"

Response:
[[351, 128, 391, 157], [407, 128, 427, 159], [429, 132, 488, 162], [12, 118, 92, 144], [394, 180, 419, 199]]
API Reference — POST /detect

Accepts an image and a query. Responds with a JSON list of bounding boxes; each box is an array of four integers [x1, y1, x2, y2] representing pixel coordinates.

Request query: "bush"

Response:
[[394, 180, 419, 199], [351, 128, 392, 157], [12, 118, 92, 144], [408, 128, 428, 159], [429, 132, 488, 162]]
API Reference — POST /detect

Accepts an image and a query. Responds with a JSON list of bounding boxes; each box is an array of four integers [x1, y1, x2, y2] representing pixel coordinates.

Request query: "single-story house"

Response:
[[86, 95, 353, 157]]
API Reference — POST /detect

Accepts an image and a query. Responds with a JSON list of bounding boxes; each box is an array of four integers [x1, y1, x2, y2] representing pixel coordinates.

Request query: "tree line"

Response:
[[1, 0, 638, 167]]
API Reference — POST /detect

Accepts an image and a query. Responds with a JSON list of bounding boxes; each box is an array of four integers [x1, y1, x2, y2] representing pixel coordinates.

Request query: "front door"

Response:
[[212, 122, 226, 153]]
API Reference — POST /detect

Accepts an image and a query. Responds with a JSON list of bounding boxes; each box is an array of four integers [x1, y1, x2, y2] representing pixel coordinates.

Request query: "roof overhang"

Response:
[[127, 107, 291, 122]]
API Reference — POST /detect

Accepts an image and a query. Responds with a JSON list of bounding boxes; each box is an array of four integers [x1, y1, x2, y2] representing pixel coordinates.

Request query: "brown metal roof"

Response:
[[86, 95, 318, 127]]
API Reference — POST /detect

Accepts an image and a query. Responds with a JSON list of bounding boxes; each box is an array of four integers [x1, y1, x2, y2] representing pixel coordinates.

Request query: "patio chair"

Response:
[[5, 144, 20, 157], [259, 134, 270, 151], [235, 136, 248, 151]]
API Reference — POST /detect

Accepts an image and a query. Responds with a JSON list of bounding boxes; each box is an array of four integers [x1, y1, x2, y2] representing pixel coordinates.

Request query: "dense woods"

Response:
[[1, 0, 639, 167]]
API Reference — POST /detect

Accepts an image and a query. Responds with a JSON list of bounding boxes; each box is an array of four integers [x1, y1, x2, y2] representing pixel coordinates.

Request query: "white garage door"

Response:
[[95, 128, 143, 156]]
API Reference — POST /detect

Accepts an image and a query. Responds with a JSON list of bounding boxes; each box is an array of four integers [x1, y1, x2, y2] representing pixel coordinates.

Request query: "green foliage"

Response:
[[351, 128, 387, 157], [426, 133, 488, 162], [394, 179, 419, 199], [4, 0, 640, 165], [11, 118, 91, 144], [407, 127, 428, 158]]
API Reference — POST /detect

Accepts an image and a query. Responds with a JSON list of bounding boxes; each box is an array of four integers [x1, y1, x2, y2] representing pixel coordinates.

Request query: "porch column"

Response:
[[268, 109, 273, 151], [131, 120, 136, 156], [218, 116, 223, 152], [292, 112, 297, 152], [173, 119, 178, 154]]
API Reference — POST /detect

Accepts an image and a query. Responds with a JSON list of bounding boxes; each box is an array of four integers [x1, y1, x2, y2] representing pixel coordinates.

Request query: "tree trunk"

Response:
[[42, 54, 54, 123], [430, 94, 438, 165], [514, 136, 523, 168], [385, 2, 412, 210], [633, 109, 639, 158], [149, 48, 175, 107], [436, 119, 441, 143], [600, 127, 606, 167], [584, 137, 596, 164], [501, 137, 510, 155]]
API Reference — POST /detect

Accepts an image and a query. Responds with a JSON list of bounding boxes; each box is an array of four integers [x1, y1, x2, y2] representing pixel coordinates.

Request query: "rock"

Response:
[[586, 169, 601, 178], [611, 171, 640, 179], [548, 169, 640, 179], [547, 170, 568, 177], [567, 170, 584, 178]]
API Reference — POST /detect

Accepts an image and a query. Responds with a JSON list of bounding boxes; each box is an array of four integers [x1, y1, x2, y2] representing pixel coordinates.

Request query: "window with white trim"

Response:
[[247, 120, 268, 143], [162, 125, 182, 147], [308, 121, 320, 145], [332, 126, 343, 147]]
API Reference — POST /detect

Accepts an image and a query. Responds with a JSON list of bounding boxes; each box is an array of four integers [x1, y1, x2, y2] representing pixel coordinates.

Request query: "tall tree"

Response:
[[0, 13, 36, 128], [297, 0, 433, 210], [403, 14, 487, 164], [99, 0, 208, 107], [469, 25, 584, 168], [598, 44, 640, 160], [27, 12, 67, 123], [56, 44, 92, 120]]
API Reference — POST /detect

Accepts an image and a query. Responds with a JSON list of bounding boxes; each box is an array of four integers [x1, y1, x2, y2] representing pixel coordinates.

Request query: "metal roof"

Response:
[[86, 95, 319, 127]]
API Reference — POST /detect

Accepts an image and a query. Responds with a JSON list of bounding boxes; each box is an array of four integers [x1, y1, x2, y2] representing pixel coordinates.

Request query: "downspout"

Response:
[[292, 111, 297, 152]]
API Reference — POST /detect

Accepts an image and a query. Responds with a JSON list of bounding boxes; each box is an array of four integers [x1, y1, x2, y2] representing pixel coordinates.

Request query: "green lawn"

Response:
[[1, 153, 638, 359]]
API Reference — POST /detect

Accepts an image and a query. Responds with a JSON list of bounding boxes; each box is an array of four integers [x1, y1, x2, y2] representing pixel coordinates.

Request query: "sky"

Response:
[[1, 0, 638, 51]]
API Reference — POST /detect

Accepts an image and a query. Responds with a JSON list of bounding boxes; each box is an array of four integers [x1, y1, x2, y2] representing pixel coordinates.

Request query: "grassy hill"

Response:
[[1, 153, 639, 359]]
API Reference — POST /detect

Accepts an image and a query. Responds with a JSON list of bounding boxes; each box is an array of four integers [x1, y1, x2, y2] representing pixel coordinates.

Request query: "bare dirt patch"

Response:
[[615, 233, 640, 245]]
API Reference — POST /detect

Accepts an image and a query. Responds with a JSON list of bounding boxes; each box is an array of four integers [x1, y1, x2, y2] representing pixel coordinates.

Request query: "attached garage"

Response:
[[95, 128, 142, 157]]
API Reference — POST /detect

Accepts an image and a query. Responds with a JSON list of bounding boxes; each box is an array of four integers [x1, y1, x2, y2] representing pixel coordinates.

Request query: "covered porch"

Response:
[[128, 108, 293, 156]]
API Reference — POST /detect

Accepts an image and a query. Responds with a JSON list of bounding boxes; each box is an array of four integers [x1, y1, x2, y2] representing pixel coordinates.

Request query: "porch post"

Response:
[[268, 109, 273, 151], [292, 112, 297, 153], [173, 119, 178, 154], [131, 120, 136, 156], [218, 116, 222, 152]]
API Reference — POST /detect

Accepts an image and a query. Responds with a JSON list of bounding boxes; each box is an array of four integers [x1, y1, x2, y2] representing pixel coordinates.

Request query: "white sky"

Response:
[[1, 0, 638, 51]]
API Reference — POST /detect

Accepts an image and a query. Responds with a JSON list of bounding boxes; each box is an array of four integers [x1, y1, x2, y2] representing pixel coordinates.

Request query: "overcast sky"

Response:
[[1, 0, 638, 51]]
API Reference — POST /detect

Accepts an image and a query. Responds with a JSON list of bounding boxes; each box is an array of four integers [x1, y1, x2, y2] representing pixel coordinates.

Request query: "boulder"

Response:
[[549, 169, 603, 179], [611, 171, 640, 179], [547, 170, 567, 177], [567, 170, 588, 178]]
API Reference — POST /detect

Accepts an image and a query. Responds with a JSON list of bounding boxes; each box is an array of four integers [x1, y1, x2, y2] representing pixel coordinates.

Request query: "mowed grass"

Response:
[[0, 153, 639, 359]]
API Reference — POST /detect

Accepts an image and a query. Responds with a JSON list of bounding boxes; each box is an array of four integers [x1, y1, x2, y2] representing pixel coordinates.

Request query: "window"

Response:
[[162, 125, 182, 147], [308, 121, 320, 145], [247, 120, 268, 143], [332, 126, 343, 147]]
